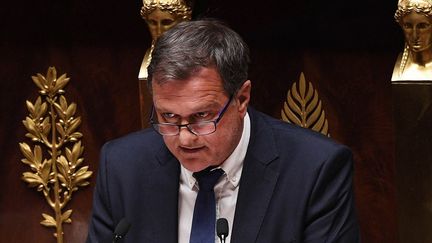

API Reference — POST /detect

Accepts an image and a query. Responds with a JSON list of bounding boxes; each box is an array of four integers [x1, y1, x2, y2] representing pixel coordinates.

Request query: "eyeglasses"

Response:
[[150, 96, 233, 136]]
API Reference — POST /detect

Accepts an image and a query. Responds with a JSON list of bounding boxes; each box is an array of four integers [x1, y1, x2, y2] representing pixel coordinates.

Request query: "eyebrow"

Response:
[[156, 102, 221, 116]]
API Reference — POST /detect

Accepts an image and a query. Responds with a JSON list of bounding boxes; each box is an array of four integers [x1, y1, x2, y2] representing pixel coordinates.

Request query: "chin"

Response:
[[179, 158, 209, 172], [182, 162, 209, 173]]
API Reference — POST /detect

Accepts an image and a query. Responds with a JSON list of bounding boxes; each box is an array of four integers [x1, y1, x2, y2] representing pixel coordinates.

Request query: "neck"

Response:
[[410, 48, 432, 66]]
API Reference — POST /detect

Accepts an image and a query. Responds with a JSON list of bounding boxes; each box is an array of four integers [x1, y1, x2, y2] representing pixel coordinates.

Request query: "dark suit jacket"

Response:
[[86, 108, 360, 243]]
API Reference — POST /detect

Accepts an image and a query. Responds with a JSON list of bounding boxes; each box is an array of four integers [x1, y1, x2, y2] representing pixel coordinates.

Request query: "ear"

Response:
[[235, 80, 251, 117]]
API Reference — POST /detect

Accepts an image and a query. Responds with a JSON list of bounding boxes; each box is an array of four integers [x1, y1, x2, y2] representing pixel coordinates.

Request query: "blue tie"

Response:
[[190, 168, 224, 243]]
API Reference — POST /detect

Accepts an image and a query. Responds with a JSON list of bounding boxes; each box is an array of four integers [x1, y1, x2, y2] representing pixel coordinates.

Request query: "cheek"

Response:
[[147, 24, 156, 31], [212, 118, 243, 148], [149, 29, 158, 38], [425, 33, 432, 43], [403, 30, 413, 39], [162, 24, 175, 32]]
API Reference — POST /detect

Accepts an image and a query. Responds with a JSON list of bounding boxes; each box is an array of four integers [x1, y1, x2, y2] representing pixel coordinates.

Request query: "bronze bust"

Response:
[[393, 0, 432, 81], [138, 0, 192, 80]]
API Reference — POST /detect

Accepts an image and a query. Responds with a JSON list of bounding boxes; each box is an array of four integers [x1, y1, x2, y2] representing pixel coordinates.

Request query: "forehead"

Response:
[[147, 8, 177, 20], [152, 67, 227, 110], [402, 11, 431, 22]]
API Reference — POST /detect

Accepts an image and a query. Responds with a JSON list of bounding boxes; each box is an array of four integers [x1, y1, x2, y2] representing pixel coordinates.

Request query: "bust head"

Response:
[[392, 0, 432, 80], [141, 0, 192, 41], [395, 0, 432, 52]]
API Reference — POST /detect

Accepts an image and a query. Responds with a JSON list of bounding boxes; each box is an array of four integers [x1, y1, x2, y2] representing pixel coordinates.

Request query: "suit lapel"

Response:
[[143, 144, 180, 243], [231, 109, 280, 243]]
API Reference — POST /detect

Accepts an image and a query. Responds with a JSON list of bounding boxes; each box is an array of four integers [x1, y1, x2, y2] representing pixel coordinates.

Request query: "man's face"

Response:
[[152, 67, 251, 172], [401, 12, 432, 52]]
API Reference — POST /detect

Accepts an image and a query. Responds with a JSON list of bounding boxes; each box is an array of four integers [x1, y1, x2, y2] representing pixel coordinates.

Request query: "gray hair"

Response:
[[147, 19, 250, 96]]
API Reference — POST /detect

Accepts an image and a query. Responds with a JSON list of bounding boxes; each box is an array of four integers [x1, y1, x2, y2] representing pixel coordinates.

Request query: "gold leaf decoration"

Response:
[[20, 67, 92, 243], [281, 72, 329, 136]]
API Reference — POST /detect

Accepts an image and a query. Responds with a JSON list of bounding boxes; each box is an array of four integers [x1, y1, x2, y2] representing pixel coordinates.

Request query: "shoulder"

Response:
[[248, 108, 352, 166], [103, 128, 162, 148], [100, 128, 165, 163]]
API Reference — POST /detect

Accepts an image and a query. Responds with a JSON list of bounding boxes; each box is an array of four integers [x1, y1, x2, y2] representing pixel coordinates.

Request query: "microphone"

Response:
[[112, 218, 131, 243], [216, 218, 229, 243]]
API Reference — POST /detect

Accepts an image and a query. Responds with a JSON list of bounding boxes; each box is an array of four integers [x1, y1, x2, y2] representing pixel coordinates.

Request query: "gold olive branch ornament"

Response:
[[281, 72, 329, 136], [19, 67, 92, 243]]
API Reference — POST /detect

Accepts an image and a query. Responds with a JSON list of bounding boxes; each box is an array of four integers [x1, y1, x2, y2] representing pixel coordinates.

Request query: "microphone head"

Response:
[[114, 218, 131, 238], [216, 218, 229, 238]]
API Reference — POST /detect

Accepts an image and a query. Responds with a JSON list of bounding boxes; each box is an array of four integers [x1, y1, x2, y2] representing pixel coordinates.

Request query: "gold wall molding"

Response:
[[19, 67, 92, 243], [281, 72, 329, 136]]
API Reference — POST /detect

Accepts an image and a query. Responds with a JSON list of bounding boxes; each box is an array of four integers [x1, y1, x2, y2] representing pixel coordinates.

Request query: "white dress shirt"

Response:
[[178, 113, 251, 243]]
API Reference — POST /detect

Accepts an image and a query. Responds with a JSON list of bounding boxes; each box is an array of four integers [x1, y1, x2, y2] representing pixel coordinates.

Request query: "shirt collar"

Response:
[[181, 112, 251, 189]]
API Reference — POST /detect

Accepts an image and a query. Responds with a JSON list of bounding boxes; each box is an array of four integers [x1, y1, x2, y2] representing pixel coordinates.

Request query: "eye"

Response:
[[146, 19, 157, 26], [161, 19, 175, 26], [403, 23, 413, 29], [161, 113, 177, 121], [194, 112, 211, 120], [418, 22, 431, 29]]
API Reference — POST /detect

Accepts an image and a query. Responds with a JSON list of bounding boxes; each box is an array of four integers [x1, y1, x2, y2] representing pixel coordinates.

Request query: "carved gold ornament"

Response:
[[19, 67, 92, 243], [281, 72, 329, 136]]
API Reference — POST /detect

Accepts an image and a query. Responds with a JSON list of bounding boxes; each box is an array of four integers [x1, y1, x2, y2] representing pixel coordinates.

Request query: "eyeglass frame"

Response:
[[150, 95, 234, 136]]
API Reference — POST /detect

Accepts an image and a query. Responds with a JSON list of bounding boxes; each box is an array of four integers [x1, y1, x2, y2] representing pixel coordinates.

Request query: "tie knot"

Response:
[[193, 168, 224, 191]]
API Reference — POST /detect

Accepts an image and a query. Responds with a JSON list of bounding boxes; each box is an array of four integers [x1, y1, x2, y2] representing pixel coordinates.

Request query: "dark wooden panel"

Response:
[[392, 83, 432, 243]]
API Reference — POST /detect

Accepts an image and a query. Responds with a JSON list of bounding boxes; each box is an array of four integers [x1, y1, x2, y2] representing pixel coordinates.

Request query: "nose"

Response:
[[178, 126, 198, 146], [413, 27, 419, 40], [155, 23, 162, 38]]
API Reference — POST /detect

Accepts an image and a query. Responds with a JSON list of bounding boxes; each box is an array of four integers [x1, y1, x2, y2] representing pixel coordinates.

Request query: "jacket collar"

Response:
[[231, 108, 280, 243]]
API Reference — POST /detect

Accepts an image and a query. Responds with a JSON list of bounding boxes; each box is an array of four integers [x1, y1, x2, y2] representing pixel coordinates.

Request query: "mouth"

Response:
[[412, 41, 422, 47], [179, 146, 205, 153]]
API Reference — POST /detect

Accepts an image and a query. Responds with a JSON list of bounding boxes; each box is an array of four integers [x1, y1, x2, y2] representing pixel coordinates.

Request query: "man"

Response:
[[87, 19, 360, 243]]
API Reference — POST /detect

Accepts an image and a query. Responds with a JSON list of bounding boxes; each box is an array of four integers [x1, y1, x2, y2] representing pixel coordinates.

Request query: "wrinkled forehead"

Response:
[[151, 63, 218, 88], [152, 66, 225, 96]]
